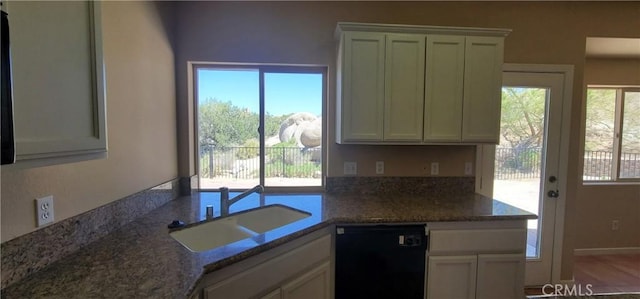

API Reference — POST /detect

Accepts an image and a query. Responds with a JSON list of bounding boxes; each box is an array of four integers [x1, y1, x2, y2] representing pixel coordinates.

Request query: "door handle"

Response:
[[547, 190, 559, 198]]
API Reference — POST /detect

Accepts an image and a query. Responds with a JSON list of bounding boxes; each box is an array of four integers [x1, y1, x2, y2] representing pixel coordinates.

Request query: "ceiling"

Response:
[[585, 37, 640, 59]]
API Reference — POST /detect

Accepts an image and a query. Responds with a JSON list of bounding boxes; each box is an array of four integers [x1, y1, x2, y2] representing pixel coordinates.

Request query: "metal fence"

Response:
[[583, 151, 640, 180], [494, 147, 542, 180], [199, 146, 321, 179]]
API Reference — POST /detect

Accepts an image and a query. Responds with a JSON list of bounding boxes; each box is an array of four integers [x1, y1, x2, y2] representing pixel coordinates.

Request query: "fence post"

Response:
[[282, 147, 286, 178], [209, 147, 214, 178]]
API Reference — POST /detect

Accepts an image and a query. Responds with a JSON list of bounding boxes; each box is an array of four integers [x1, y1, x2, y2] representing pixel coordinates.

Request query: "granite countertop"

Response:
[[1, 192, 535, 298]]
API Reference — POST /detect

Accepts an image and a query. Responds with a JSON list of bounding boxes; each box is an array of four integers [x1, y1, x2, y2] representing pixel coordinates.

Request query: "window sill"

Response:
[[582, 181, 640, 186]]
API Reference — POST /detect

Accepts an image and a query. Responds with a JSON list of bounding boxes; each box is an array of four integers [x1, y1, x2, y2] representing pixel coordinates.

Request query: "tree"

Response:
[[584, 89, 616, 152], [199, 98, 258, 150], [198, 98, 291, 151], [500, 88, 546, 150]]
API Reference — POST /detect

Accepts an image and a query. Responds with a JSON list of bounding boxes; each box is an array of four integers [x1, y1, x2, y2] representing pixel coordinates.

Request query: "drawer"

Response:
[[429, 228, 526, 254]]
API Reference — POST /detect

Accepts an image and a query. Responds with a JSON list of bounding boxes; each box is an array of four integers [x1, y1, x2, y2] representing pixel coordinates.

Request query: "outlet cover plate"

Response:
[[35, 195, 55, 227], [430, 162, 439, 175], [376, 161, 384, 174], [464, 162, 473, 175]]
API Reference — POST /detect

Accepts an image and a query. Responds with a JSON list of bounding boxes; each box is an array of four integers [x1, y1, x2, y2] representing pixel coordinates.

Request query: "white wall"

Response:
[[0, 1, 178, 242]]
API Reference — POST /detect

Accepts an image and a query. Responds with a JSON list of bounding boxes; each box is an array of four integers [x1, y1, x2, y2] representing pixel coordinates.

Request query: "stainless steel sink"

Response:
[[170, 205, 311, 252]]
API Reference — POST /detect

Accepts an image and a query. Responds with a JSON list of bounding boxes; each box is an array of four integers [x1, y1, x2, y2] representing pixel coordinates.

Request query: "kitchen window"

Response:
[[583, 87, 640, 182], [194, 64, 326, 191]]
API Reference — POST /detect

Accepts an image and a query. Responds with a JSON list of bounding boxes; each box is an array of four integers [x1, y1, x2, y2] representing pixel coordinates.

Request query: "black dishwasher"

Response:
[[335, 225, 427, 299]]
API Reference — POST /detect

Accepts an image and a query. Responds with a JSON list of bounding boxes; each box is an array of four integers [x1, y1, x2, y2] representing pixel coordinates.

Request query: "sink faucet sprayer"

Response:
[[220, 185, 264, 216]]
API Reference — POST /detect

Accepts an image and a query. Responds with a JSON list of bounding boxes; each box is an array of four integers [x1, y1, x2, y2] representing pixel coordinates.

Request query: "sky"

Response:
[[197, 69, 322, 116]]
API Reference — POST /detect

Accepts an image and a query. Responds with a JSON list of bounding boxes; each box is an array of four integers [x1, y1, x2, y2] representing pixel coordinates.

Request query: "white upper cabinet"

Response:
[[384, 34, 425, 142], [424, 35, 465, 142], [338, 31, 385, 142], [336, 22, 509, 144], [462, 37, 505, 143], [7, 1, 106, 167]]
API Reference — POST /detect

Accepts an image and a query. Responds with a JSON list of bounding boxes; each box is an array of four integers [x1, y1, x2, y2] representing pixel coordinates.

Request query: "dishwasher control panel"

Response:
[[399, 234, 422, 247]]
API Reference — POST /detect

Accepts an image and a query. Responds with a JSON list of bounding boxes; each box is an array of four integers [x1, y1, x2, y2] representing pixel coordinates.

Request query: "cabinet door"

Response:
[[9, 1, 107, 165], [424, 35, 465, 142], [384, 34, 425, 142], [281, 261, 331, 299], [340, 32, 385, 142], [427, 255, 477, 299], [476, 254, 525, 299], [462, 36, 504, 143]]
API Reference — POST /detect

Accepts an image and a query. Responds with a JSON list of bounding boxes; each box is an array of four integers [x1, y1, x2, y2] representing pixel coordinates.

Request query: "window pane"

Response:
[[264, 72, 323, 187], [620, 91, 640, 179], [583, 89, 616, 181], [197, 69, 260, 189]]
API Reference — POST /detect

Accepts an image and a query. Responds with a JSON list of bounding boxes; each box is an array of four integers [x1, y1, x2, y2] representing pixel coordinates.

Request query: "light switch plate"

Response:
[[35, 195, 55, 227], [344, 162, 357, 175]]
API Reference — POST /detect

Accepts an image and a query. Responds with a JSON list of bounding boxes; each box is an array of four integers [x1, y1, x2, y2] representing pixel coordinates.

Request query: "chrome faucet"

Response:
[[219, 185, 264, 216]]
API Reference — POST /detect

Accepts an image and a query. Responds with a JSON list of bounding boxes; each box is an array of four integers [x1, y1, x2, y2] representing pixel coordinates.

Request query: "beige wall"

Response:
[[174, 1, 640, 280], [574, 58, 640, 250], [0, 2, 178, 242]]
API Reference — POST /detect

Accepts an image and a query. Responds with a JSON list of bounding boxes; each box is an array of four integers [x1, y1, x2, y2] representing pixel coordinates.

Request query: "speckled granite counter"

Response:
[[1, 192, 535, 298]]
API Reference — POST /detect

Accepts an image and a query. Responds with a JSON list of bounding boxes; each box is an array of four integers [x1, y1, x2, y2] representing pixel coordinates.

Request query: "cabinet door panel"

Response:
[[341, 32, 385, 142], [282, 261, 331, 299], [10, 1, 107, 163], [203, 235, 331, 299], [462, 36, 504, 143], [424, 35, 465, 142], [476, 254, 525, 299], [427, 255, 477, 299], [384, 34, 425, 141]]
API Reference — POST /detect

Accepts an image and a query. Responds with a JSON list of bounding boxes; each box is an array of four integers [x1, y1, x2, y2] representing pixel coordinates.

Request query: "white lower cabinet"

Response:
[[427, 254, 524, 299], [199, 231, 332, 299], [475, 254, 525, 299], [427, 255, 477, 299], [426, 221, 527, 299], [273, 261, 331, 299]]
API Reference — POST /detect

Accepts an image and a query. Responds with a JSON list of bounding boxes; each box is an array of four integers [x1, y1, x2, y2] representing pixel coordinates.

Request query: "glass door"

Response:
[[493, 71, 567, 285], [196, 68, 260, 190], [195, 65, 325, 191], [263, 70, 323, 187]]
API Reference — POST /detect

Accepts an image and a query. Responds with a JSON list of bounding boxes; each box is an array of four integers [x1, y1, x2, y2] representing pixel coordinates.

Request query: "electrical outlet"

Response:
[[344, 162, 357, 175], [464, 162, 473, 176], [35, 195, 55, 227], [376, 161, 384, 174], [611, 220, 620, 231], [430, 162, 439, 175]]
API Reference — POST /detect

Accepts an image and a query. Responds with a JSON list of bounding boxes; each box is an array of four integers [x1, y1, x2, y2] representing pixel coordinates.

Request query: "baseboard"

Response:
[[574, 247, 640, 256], [559, 279, 575, 286]]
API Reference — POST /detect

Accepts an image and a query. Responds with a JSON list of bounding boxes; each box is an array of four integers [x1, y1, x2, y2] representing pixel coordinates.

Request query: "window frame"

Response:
[[583, 85, 640, 183], [191, 62, 328, 192]]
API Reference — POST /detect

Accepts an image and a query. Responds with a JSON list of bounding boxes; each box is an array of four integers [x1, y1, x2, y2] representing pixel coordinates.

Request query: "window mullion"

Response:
[[612, 89, 623, 181], [259, 69, 266, 188]]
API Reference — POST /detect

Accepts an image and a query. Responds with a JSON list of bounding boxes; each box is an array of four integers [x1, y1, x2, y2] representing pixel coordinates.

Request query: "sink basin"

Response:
[[235, 205, 311, 233], [170, 205, 311, 252], [169, 217, 253, 252]]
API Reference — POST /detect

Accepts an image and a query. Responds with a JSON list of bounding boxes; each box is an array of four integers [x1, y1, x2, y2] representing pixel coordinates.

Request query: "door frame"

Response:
[[476, 63, 573, 284]]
